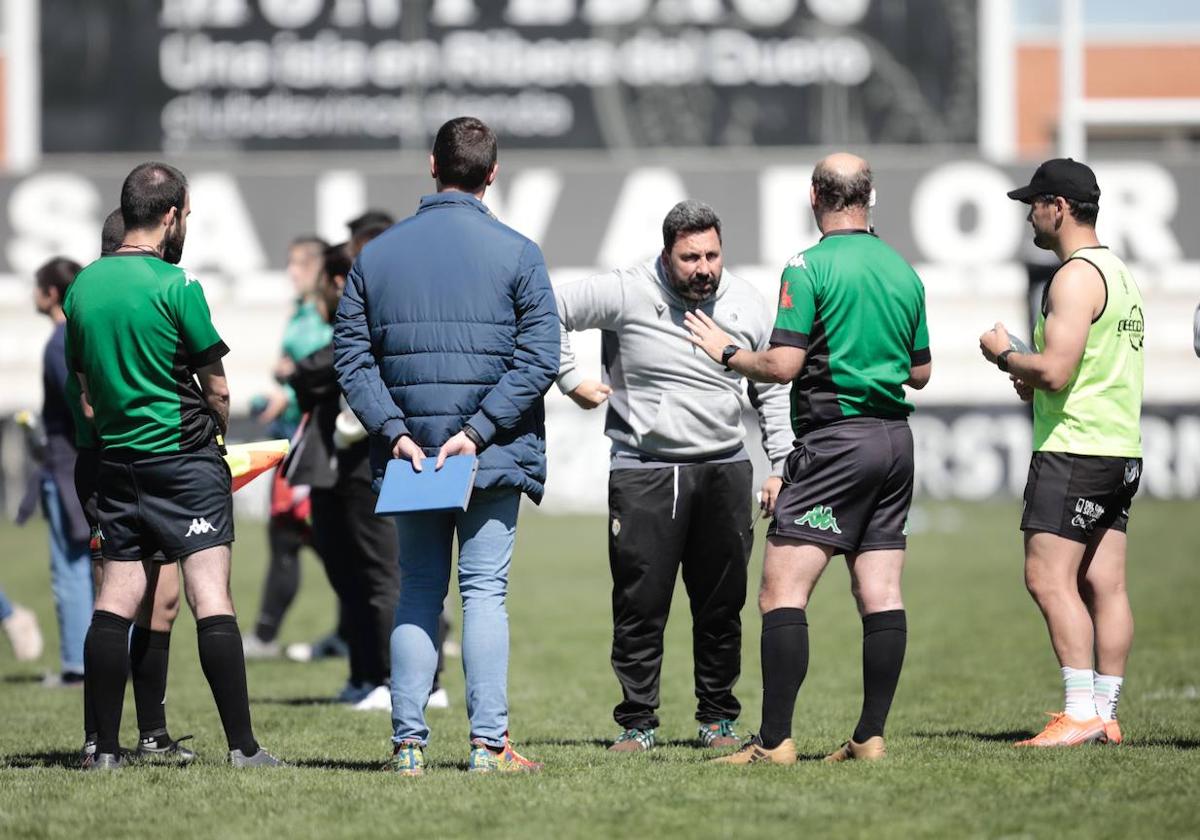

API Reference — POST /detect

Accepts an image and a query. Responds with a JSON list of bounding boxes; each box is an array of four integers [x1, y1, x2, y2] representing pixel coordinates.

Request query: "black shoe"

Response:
[[83, 752, 122, 771], [135, 732, 196, 764], [229, 747, 286, 767]]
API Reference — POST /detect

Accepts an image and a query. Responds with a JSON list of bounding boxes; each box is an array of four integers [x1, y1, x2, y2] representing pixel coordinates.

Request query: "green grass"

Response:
[[1, 501, 1199, 839]]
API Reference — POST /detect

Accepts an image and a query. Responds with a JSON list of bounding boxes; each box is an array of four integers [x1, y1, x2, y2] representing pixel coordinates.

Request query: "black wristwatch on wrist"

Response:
[[996, 349, 1014, 373], [721, 344, 741, 370]]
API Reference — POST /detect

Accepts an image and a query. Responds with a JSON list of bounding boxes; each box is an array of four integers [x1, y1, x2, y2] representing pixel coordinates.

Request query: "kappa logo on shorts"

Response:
[[795, 505, 841, 534], [185, 517, 216, 538]]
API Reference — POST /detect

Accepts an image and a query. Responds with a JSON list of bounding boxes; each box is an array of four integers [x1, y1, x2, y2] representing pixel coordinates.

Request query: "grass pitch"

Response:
[[1, 500, 1198, 839]]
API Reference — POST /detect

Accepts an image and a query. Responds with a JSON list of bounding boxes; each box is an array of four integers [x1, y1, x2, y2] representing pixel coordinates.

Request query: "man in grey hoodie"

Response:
[[556, 200, 792, 752]]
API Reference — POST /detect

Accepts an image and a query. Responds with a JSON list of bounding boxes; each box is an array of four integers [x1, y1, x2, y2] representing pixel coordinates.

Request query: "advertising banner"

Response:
[[40, 0, 977, 152]]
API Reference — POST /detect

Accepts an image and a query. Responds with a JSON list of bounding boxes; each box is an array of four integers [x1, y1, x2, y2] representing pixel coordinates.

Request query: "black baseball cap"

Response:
[[1007, 158, 1101, 204]]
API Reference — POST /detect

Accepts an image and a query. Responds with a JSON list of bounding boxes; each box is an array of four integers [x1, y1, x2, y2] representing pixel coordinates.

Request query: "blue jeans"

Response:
[[390, 489, 521, 748], [0, 588, 13, 621], [42, 478, 93, 673]]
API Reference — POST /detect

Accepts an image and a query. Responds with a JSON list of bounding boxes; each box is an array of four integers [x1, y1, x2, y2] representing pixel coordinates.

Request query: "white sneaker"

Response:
[[242, 635, 281, 659], [3, 606, 43, 662], [284, 642, 313, 662], [351, 685, 392, 712], [441, 639, 461, 658], [426, 687, 450, 709]]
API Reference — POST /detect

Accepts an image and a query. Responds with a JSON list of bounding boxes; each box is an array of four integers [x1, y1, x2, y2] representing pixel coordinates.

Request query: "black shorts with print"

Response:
[[1020, 452, 1142, 543]]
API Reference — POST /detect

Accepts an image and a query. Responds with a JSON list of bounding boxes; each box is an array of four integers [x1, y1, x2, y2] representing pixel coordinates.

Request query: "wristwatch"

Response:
[[996, 349, 1013, 372], [721, 344, 741, 370]]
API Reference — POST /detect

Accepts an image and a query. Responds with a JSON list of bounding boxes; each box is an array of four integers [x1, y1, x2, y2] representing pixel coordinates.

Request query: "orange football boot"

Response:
[[1015, 712, 1105, 747]]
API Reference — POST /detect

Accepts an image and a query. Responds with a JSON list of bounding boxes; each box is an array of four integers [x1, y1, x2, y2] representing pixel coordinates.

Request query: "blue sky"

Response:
[[1016, 0, 1200, 28]]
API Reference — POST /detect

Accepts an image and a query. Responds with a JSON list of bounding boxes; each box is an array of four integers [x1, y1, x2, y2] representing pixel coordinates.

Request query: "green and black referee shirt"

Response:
[[771, 230, 930, 437], [63, 254, 229, 456]]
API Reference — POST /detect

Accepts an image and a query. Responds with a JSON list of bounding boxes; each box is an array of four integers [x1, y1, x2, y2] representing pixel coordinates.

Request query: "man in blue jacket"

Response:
[[334, 117, 559, 775]]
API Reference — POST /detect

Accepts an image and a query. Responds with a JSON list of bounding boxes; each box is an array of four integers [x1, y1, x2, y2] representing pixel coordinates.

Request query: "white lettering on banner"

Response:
[[656, 0, 724, 25], [598, 168, 689, 267], [1093, 163, 1183, 263], [160, 34, 272, 91], [583, 0, 651, 25], [759, 165, 820, 268], [910, 414, 1031, 500], [506, 0, 574, 25], [5, 174, 100, 277], [316, 171, 366, 245], [160, 0, 250, 28], [181, 174, 267, 278], [709, 30, 871, 86], [911, 162, 1023, 264], [157, 28, 874, 94], [482, 169, 564, 245], [259, 0, 323, 29], [804, 0, 870, 26], [732, 0, 797, 26], [329, 0, 401, 28], [431, 0, 479, 26]]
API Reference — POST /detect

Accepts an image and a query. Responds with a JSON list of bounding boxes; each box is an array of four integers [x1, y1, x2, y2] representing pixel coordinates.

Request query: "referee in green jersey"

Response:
[[688, 153, 931, 765], [66, 163, 281, 769], [980, 159, 1143, 748]]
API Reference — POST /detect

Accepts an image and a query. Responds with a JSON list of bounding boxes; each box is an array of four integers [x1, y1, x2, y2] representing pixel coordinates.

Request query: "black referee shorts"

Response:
[[98, 442, 234, 562], [769, 417, 914, 554]]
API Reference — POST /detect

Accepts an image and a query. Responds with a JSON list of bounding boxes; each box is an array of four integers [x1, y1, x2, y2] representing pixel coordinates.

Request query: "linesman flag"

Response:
[[224, 439, 291, 492]]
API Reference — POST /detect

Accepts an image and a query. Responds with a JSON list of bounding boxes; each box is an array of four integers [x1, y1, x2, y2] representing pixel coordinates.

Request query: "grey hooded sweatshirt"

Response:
[[556, 257, 793, 473]]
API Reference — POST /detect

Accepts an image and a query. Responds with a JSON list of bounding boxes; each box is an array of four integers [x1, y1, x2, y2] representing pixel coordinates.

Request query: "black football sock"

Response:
[[852, 610, 907, 743], [83, 669, 96, 741], [758, 608, 809, 750], [83, 610, 132, 756], [130, 626, 171, 738], [196, 615, 258, 755]]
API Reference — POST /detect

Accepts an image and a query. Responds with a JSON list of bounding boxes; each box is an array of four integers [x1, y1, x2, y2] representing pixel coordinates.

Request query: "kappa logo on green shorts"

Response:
[[794, 505, 841, 534]]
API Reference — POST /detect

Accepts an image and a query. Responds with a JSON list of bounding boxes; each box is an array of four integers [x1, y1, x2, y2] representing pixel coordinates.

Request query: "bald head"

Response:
[[811, 153, 873, 216]]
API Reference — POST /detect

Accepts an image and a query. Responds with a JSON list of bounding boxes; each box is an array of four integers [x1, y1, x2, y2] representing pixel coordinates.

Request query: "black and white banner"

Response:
[[41, 0, 977, 152]]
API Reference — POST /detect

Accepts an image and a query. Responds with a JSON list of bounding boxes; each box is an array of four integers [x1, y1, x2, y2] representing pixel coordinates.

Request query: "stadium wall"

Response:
[[0, 151, 1196, 510]]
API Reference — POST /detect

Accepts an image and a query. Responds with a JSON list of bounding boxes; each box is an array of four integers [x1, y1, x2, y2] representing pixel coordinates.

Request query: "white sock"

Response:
[[1094, 674, 1124, 722], [1062, 666, 1098, 720]]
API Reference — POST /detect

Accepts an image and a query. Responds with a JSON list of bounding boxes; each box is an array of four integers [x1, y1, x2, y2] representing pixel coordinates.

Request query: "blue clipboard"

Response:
[[374, 454, 479, 515]]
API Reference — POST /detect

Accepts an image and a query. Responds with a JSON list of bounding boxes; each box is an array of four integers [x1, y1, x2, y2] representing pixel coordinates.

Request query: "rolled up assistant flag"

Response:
[[223, 439, 291, 492]]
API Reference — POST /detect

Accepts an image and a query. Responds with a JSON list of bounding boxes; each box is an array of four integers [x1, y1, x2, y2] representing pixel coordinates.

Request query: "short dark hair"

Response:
[[1036, 194, 1100, 226], [101, 208, 124, 254], [811, 161, 873, 213], [36, 256, 82, 302], [662, 200, 722, 250], [432, 117, 498, 192], [120, 162, 188, 232], [347, 211, 393, 237], [323, 243, 352, 281], [289, 235, 329, 254]]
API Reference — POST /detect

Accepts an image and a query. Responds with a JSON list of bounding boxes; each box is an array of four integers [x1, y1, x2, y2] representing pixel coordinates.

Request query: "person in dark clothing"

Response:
[[18, 258, 93, 685], [286, 243, 447, 711]]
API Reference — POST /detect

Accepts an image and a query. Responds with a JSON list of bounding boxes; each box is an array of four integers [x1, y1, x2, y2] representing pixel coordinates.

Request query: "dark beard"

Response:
[[161, 225, 185, 264], [1032, 229, 1055, 250], [673, 272, 719, 301]]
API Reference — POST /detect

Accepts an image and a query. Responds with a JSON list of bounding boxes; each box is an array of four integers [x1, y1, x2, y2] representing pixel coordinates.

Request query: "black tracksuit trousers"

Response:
[[608, 460, 754, 730], [310, 476, 400, 688]]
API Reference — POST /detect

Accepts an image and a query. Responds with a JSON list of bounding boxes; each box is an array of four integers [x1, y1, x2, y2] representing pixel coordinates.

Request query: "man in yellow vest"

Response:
[[980, 158, 1143, 747]]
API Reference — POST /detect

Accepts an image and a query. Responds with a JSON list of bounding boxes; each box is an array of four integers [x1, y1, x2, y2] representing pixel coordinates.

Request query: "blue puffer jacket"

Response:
[[333, 192, 560, 502]]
